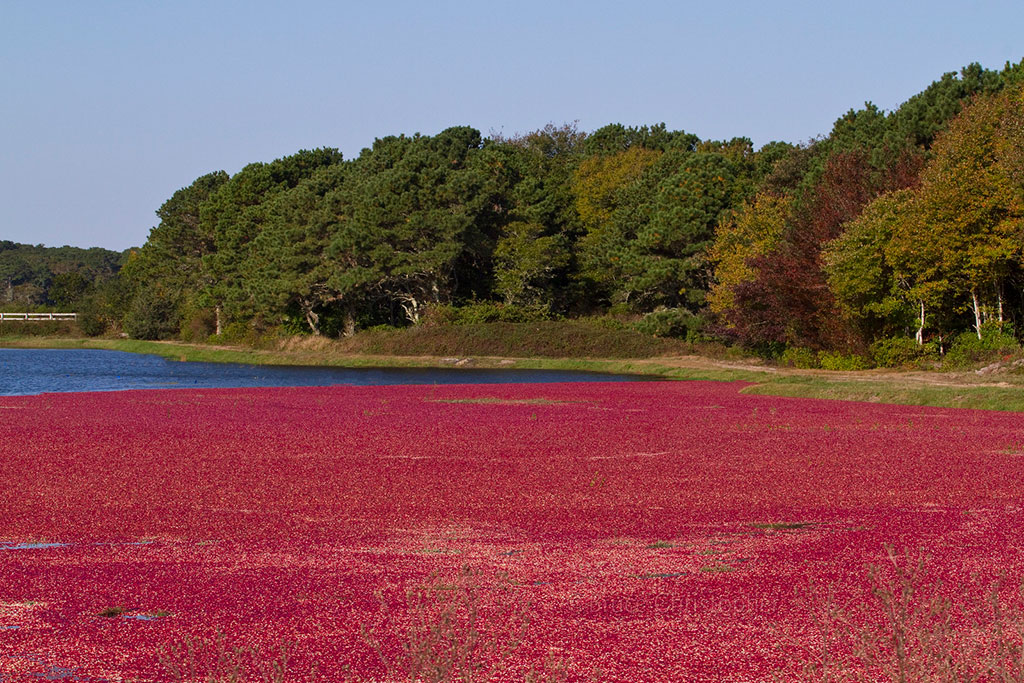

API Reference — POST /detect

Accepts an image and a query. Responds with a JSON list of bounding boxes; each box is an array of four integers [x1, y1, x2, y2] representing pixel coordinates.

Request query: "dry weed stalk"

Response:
[[158, 630, 289, 683], [796, 545, 1024, 682], [362, 565, 555, 683]]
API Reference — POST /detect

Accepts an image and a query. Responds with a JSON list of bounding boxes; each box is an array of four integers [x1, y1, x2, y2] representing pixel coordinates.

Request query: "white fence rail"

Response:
[[0, 312, 78, 321]]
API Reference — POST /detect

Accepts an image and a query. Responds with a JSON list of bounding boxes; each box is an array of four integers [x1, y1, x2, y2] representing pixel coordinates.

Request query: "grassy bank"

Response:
[[741, 374, 1024, 412], [332, 320, 705, 358], [3, 332, 1024, 412]]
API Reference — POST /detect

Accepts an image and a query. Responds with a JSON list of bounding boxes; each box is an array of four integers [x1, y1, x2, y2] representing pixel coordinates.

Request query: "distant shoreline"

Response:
[[2, 336, 1023, 413]]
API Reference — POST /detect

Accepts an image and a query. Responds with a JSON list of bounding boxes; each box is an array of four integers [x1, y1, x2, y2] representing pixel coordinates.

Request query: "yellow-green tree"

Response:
[[906, 86, 1024, 338], [823, 189, 917, 339], [571, 147, 662, 237], [708, 193, 790, 317]]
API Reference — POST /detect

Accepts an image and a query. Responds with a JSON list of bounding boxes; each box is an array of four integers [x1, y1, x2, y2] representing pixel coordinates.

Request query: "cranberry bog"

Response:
[[3, 381, 1024, 681]]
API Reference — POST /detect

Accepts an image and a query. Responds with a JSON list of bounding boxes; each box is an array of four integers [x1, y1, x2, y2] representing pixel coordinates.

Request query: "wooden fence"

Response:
[[0, 312, 78, 321]]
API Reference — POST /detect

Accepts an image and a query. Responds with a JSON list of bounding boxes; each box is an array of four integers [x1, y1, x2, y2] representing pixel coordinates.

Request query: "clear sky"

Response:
[[2, 0, 1021, 251]]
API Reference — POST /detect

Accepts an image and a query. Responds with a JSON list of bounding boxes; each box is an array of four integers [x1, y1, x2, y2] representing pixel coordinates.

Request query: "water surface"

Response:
[[0, 348, 645, 396]]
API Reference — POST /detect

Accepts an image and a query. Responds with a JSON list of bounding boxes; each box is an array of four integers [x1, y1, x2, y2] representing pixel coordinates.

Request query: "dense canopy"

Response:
[[22, 60, 1024, 365]]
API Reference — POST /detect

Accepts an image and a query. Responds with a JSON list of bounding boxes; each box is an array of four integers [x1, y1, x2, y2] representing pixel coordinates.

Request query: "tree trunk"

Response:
[[972, 289, 982, 340], [915, 301, 925, 346], [399, 296, 420, 324], [215, 306, 222, 336], [998, 285, 1004, 323], [303, 304, 321, 336], [342, 304, 356, 338]]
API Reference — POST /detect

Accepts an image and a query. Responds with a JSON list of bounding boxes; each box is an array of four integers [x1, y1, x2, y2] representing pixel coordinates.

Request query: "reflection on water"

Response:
[[0, 349, 646, 396], [0, 542, 69, 550]]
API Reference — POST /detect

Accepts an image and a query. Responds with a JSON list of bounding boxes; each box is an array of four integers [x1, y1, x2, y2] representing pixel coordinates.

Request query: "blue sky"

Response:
[[2, 0, 1021, 250]]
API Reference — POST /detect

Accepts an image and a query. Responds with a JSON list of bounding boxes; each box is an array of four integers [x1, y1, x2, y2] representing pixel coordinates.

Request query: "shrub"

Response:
[[207, 321, 282, 348], [122, 290, 180, 340], [585, 315, 630, 331], [0, 320, 80, 337], [817, 352, 873, 371], [605, 303, 634, 317], [77, 312, 107, 337], [870, 336, 936, 368], [632, 309, 705, 340], [780, 347, 819, 369], [944, 323, 1021, 369], [71, 293, 110, 336], [178, 304, 217, 342], [423, 303, 554, 326]]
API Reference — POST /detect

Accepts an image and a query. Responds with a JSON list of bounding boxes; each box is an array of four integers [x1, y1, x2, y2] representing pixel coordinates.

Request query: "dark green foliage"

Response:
[[77, 302, 108, 337], [886, 61, 1016, 151], [581, 150, 752, 310], [583, 122, 699, 156], [120, 171, 230, 336], [122, 288, 180, 340], [488, 124, 586, 312], [0, 242, 122, 309], [492, 221, 570, 305], [245, 163, 352, 335], [84, 59, 1024, 360], [827, 102, 891, 161], [326, 128, 499, 324], [632, 309, 705, 340], [47, 272, 91, 308], [758, 143, 818, 196], [201, 149, 343, 325], [424, 302, 554, 325]]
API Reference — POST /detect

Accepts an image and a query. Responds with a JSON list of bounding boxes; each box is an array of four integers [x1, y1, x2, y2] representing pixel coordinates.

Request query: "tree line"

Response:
[[67, 60, 1024, 362], [0, 241, 123, 310]]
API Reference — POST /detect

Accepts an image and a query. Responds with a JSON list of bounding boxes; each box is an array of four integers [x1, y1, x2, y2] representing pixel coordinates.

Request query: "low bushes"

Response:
[[779, 347, 872, 370], [0, 320, 80, 337], [870, 336, 938, 368], [423, 303, 555, 326], [817, 352, 872, 371], [631, 308, 706, 340], [943, 323, 1021, 369]]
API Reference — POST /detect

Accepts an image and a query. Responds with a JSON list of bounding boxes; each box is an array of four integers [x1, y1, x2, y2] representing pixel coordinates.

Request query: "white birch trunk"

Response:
[[916, 301, 925, 346], [972, 289, 982, 339]]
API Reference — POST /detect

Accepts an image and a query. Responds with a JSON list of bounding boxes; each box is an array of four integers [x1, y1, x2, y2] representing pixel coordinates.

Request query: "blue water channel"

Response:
[[0, 348, 646, 396]]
